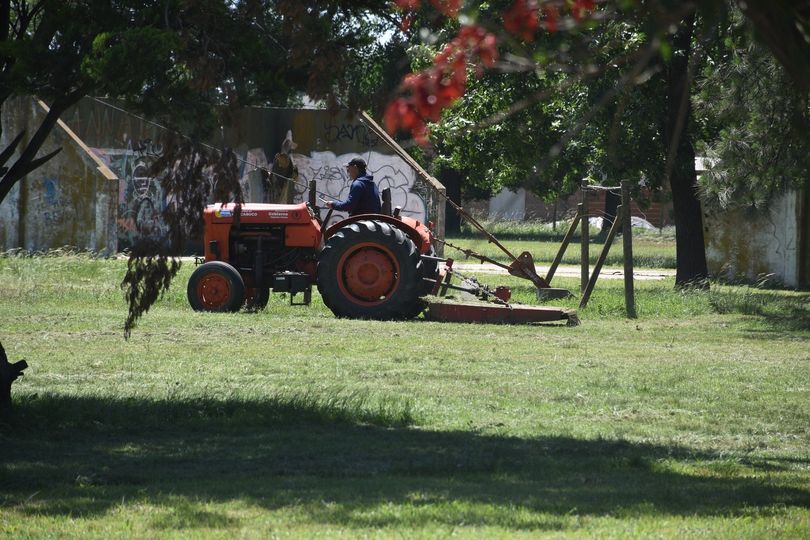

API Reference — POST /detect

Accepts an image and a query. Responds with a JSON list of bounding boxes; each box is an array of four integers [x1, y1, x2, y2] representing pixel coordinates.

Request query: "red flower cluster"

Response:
[[386, 0, 598, 143], [501, 0, 597, 40], [544, 3, 560, 33], [503, 0, 539, 42], [571, 0, 596, 22], [385, 25, 498, 143], [393, 0, 462, 18]]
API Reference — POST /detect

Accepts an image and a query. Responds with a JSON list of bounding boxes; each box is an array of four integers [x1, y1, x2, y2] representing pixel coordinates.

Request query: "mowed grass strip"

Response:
[[0, 252, 808, 538]]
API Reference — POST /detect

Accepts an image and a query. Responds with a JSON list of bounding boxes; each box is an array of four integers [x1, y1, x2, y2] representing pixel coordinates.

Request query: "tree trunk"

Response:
[[0, 342, 27, 415], [600, 189, 620, 238], [439, 167, 463, 234], [665, 13, 709, 287]]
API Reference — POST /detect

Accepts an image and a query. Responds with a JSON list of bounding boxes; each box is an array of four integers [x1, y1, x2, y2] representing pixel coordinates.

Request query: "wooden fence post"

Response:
[[621, 180, 637, 318], [580, 189, 589, 293]]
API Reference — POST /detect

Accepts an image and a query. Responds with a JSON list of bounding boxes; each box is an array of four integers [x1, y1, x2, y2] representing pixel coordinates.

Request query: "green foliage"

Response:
[[695, 32, 810, 209], [427, 12, 674, 202], [1, 1, 402, 150], [82, 29, 180, 94]]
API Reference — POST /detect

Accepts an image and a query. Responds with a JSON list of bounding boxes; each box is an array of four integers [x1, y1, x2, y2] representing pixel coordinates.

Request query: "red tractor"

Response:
[[187, 202, 438, 319]]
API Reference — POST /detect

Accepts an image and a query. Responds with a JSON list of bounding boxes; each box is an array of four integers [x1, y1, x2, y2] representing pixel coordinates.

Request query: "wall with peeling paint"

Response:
[[1, 98, 442, 253], [705, 189, 809, 288]]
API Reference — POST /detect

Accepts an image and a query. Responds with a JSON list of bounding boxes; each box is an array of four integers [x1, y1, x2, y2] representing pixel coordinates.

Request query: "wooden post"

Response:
[[545, 206, 581, 283], [580, 205, 623, 309], [308, 179, 317, 207], [580, 192, 589, 293], [621, 181, 637, 318]]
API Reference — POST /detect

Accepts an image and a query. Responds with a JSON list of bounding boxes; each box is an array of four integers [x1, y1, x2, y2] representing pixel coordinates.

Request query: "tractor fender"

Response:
[[324, 214, 433, 254]]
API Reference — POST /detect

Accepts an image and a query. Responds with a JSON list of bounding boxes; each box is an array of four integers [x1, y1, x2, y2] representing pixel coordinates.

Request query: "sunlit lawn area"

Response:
[[0, 246, 808, 538], [450, 221, 678, 269]]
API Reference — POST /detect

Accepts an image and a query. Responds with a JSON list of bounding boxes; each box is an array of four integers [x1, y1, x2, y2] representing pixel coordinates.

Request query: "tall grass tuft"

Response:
[[8, 388, 420, 433]]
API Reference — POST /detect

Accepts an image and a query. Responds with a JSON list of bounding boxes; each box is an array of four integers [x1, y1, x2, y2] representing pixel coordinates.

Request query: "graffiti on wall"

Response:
[[226, 147, 427, 229], [322, 120, 381, 147], [92, 138, 166, 248], [287, 151, 426, 228], [91, 128, 425, 247], [234, 142, 296, 204], [40, 178, 64, 227]]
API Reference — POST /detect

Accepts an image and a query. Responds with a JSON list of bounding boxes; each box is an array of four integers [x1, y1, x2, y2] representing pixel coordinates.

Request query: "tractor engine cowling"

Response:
[[188, 202, 322, 312], [203, 202, 322, 264]]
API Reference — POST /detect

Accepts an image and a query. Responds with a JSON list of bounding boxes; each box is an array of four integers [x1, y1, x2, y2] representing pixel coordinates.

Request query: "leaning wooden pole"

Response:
[[580, 205, 623, 309], [621, 181, 637, 318], [358, 111, 446, 252], [545, 206, 582, 283]]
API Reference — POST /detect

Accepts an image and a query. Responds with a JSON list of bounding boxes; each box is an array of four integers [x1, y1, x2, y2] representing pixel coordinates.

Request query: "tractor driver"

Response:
[[325, 157, 382, 216]]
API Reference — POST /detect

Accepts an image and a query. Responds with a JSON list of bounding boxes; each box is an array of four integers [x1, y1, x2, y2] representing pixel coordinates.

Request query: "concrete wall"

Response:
[[0, 97, 117, 253], [705, 190, 807, 288], [489, 188, 526, 220], [2, 99, 442, 253]]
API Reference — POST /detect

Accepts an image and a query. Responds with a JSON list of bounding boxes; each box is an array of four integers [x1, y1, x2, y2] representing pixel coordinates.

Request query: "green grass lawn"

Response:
[[1, 252, 809, 538]]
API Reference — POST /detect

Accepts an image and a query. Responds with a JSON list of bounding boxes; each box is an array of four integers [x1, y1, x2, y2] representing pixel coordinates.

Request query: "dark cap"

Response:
[[346, 157, 366, 170]]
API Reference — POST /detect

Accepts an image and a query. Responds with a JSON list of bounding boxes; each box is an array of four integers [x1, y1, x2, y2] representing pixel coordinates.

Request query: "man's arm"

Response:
[[330, 180, 361, 212]]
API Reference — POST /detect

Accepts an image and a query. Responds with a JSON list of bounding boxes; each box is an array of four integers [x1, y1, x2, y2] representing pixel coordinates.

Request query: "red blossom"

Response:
[[571, 0, 595, 22], [503, 0, 539, 42], [478, 33, 498, 66], [428, 0, 462, 18], [386, 24, 499, 144], [393, 0, 421, 10], [400, 13, 414, 32], [543, 4, 560, 33]]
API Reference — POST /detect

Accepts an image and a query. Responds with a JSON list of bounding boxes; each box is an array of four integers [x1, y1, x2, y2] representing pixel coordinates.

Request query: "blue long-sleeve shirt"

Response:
[[332, 175, 382, 216]]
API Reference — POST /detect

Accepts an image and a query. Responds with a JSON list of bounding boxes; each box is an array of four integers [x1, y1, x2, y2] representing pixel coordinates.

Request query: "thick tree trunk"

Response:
[[0, 342, 27, 415], [665, 13, 709, 287]]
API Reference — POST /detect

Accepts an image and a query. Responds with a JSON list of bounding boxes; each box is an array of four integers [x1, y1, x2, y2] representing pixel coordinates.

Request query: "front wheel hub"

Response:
[[339, 244, 399, 303], [197, 274, 231, 308]]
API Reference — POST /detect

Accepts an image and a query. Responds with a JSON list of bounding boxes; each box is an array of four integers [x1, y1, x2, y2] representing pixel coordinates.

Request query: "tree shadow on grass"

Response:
[[709, 289, 810, 333], [1, 394, 808, 531]]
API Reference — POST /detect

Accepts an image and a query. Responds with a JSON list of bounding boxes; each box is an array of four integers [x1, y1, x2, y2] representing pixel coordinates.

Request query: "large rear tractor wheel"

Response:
[[187, 261, 245, 312], [317, 220, 423, 319]]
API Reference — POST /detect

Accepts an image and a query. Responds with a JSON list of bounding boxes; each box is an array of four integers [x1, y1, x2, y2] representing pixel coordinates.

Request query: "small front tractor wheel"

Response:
[[187, 261, 245, 312], [317, 220, 423, 319]]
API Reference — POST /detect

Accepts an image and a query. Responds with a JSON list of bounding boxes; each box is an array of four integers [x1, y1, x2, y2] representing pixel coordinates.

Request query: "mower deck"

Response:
[[425, 299, 578, 325]]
